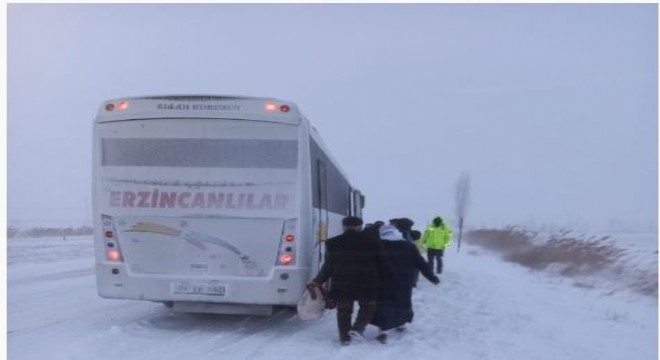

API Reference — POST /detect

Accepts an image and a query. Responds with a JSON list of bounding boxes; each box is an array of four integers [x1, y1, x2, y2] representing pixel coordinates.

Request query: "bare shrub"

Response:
[[7, 225, 19, 238], [631, 273, 658, 297], [573, 281, 596, 289], [526, 236, 626, 275], [9, 226, 93, 238], [465, 226, 657, 297], [465, 226, 536, 254], [466, 227, 625, 275]]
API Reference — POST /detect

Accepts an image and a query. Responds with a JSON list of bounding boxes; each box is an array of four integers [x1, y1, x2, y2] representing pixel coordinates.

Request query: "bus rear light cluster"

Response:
[[276, 218, 298, 266], [101, 214, 125, 262], [264, 102, 291, 113], [105, 100, 128, 112]]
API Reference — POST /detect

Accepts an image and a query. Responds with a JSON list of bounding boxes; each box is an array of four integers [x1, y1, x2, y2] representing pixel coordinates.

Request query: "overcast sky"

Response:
[[7, 4, 658, 231]]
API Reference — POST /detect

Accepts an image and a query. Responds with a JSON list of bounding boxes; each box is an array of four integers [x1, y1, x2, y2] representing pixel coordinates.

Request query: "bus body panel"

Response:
[[112, 216, 283, 277]]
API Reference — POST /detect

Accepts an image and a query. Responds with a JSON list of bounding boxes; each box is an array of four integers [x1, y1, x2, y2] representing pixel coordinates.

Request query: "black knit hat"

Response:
[[398, 218, 414, 231], [342, 216, 364, 227]]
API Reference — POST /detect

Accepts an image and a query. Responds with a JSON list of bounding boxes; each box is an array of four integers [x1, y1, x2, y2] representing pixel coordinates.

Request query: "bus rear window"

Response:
[[101, 138, 298, 169]]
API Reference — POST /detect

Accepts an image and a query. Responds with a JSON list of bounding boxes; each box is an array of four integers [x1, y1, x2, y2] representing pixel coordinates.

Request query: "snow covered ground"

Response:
[[8, 234, 658, 360]]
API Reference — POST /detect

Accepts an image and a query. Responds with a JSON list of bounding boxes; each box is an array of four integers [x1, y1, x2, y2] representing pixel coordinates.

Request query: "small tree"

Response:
[[454, 172, 471, 253]]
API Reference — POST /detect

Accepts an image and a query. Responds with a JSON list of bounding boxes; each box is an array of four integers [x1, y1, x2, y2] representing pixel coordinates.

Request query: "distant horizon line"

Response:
[[6, 220, 656, 234]]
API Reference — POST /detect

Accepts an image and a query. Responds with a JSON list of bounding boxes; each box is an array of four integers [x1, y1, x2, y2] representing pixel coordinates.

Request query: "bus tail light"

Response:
[[265, 102, 277, 112], [276, 218, 298, 266], [101, 214, 125, 263], [265, 102, 291, 113], [278, 254, 294, 265], [106, 249, 123, 262], [105, 100, 129, 112]]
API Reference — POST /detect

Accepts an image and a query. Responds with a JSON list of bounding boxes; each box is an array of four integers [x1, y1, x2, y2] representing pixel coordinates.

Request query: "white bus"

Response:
[[93, 95, 365, 316]]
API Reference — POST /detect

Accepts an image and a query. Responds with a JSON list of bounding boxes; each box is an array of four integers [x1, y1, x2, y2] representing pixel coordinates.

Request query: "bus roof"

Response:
[[96, 95, 302, 124]]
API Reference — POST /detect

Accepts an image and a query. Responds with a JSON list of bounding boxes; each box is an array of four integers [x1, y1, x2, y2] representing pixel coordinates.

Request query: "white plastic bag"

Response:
[[297, 288, 326, 320]]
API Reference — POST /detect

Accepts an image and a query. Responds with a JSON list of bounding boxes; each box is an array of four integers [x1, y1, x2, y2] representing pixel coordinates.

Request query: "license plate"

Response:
[[171, 282, 226, 296]]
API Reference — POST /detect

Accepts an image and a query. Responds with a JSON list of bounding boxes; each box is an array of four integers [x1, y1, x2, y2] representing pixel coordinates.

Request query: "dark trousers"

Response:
[[336, 298, 377, 341], [427, 248, 445, 274]]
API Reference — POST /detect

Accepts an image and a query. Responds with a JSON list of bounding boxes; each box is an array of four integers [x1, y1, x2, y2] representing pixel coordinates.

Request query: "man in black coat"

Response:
[[370, 225, 440, 343], [308, 216, 391, 345]]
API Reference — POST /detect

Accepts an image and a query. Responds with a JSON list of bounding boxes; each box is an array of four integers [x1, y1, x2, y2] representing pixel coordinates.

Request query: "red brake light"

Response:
[[280, 105, 290, 113], [105, 103, 115, 111], [285, 234, 295, 242], [107, 250, 122, 261], [117, 101, 128, 110], [279, 254, 294, 265], [265, 102, 277, 112]]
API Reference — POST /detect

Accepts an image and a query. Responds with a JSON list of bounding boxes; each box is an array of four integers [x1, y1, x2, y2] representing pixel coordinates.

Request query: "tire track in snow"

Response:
[[66, 306, 301, 360]]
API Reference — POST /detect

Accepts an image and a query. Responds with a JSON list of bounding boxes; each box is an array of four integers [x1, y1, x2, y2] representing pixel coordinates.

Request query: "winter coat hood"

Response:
[[379, 225, 404, 241]]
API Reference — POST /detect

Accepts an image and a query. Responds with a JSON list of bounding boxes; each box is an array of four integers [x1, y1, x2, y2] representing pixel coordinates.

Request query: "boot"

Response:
[[376, 329, 387, 344]]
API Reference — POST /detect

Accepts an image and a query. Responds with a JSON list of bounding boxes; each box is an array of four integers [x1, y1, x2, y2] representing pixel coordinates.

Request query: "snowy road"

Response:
[[8, 236, 657, 360]]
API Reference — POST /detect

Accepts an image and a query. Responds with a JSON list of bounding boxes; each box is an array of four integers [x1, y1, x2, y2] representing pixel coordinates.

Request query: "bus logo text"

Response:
[[109, 190, 289, 210], [156, 103, 241, 111]]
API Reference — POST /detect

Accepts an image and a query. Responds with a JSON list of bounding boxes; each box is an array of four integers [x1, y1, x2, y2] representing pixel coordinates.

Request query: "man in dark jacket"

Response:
[[370, 225, 440, 343], [308, 216, 391, 346]]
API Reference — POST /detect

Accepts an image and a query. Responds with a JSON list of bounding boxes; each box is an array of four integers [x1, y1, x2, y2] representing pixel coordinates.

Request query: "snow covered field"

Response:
[[8, 234, 658, 360]]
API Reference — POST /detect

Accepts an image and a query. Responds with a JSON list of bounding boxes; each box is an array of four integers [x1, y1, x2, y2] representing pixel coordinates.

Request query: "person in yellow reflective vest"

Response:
[[421, 216, 453, 274]]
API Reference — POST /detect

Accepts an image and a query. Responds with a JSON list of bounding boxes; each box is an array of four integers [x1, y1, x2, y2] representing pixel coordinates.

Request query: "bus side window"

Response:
[[348, 189, 355, 216], [349, 190, 361, 218], [355, 191, 365, 218]]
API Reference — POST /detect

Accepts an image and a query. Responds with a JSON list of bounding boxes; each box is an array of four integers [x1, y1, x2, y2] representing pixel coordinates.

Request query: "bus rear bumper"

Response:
[[95, 263, 309, 309], [172, 301, 275, 315]]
